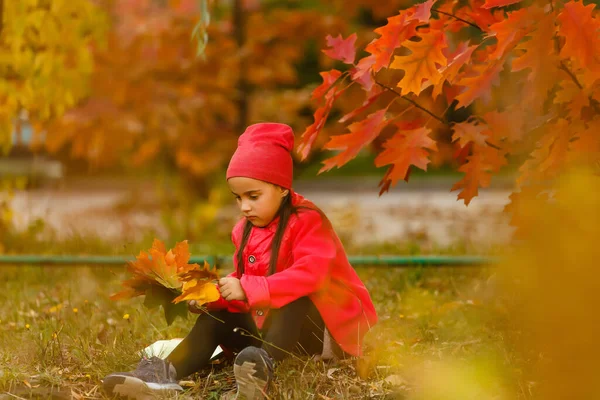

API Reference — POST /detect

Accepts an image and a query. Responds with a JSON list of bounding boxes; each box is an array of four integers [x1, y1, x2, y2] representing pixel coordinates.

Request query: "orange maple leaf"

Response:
[[374, 123, 437, 187], [322, 33, 357, 64], [172, 261, 220, 305], [320, 109, 388, 173], [110, 239, 199, 300], [390, 31, 448, 96], [557, 1, 600, 86]]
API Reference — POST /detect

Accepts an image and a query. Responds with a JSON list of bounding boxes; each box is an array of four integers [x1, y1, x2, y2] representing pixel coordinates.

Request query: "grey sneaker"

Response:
[[102, 356, 183, 399], [230, 346, 274, 400]]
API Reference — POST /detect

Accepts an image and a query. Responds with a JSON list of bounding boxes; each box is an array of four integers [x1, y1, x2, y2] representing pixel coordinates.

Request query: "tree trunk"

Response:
[[233, 0, 248, 134]]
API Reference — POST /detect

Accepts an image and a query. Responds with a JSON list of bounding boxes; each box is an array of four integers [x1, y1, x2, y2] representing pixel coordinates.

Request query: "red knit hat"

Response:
[[226, 123, 294, 189]]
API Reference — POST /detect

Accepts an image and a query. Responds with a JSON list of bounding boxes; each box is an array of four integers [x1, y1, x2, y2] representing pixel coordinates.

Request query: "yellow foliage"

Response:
[[498, 168, 600, 399], [0, 0, 106, 151]]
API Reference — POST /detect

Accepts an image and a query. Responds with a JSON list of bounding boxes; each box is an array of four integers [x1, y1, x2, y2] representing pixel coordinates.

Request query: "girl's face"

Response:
[[228, 177, 289, 227]]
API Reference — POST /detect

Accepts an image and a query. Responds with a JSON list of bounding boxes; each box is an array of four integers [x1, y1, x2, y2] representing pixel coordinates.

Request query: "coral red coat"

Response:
[[207, 192, 378, 356]]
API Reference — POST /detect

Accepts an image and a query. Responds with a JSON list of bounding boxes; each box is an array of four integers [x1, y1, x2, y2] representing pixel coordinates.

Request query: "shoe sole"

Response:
[[102, 375, 183, 399], [233, 361, 269, 400]]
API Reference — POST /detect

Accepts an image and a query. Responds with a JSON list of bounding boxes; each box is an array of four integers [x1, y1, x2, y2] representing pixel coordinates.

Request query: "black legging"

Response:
[[167, 297, 325, 379]]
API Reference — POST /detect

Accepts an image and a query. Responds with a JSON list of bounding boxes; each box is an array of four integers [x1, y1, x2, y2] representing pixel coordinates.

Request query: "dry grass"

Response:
[[0, 265, 522, 399]]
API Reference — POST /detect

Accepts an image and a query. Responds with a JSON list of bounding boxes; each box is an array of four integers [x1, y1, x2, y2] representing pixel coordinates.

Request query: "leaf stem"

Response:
[[375, 80, 446, 124], [431, 8, 482, 31], [323, 70, 350, 100]]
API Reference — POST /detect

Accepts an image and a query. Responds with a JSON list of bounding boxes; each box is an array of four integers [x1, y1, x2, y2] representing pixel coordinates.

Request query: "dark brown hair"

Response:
[[235, 191, 328, 276]]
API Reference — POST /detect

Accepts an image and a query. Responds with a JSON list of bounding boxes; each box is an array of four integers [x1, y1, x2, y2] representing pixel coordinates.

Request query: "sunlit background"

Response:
[[0, 0, 598, 399]]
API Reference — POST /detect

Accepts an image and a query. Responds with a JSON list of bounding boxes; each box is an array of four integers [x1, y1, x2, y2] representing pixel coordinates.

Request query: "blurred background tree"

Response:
[[0, 0, 106, 152], [29, 0, 418, 196]]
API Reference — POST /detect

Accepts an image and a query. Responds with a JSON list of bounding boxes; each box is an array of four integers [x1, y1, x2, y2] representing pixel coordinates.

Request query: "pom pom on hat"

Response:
[[226, 123, 294, 189]]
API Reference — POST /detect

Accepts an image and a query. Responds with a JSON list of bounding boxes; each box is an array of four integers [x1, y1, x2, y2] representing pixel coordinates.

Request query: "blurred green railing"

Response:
[[0, 254, 496, 267]]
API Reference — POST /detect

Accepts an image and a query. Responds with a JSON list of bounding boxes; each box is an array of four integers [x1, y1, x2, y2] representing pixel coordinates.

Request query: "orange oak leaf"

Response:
[[482, 109, 525, 144], [322, 33, 357, 64], [311, 69, 343, 101], [351, 55, 376, 91], [465, 3, 504, 32], [365, 13, 419, 72], [374, 123, 437, 187], [511, 13, 559, 111], [412, 0, 436, 22], [517, 120, 573, 186], [569, 117, 600, 164], [454, 60, 503, 109], [390, 31, 448, 96], [297, 96, 336, 160], [338, 89, 384, 123], [557, 0, 600, 85], [451, 118, 489, 148], [452, 152, 490, 206], [298, 70, 345, 160], [319, 109, 388, 173], [452, 144, 507, 205], [487, 7, 539, 61], [482, 0, 523, 9], [503, 184, 549, 237], [537, 120, 573, 177], [554, 80, 590, 120], [173, 261, 220, 305], [431, 43, 478, 99]]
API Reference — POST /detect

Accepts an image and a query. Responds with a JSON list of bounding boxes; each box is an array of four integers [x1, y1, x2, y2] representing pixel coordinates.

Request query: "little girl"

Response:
[[102, 123, 378, 399]]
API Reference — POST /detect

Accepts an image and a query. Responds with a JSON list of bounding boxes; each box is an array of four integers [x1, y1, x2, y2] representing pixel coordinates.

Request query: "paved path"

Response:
[[8, 178, 514, 249]]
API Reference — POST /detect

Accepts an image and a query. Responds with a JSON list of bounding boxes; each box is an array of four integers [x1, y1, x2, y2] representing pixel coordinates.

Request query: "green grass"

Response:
[[0, 264, 526, 399]]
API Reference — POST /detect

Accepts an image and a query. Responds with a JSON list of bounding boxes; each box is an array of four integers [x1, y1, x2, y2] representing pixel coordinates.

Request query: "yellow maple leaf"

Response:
[[173, 261, 220, 305]]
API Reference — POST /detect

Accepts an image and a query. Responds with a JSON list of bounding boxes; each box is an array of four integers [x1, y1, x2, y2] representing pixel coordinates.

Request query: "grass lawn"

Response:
[[0, 263, 526, 400]]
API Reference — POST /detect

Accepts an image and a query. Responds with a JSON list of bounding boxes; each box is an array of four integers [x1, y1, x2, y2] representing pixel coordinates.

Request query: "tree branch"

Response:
[[558, 61, 600, 113], [559, 61, 583, 89], [375, 80, 446, 124], [431, 8, 482, 31]]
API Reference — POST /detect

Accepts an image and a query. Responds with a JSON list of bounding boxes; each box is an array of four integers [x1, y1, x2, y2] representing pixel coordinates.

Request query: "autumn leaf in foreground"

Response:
[[110, 239, 219, 325], [173, 261, 220, 304]]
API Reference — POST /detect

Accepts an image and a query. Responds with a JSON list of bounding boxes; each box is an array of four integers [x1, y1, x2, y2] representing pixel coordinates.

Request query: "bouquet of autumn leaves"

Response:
[[110, 239, 220, 325]]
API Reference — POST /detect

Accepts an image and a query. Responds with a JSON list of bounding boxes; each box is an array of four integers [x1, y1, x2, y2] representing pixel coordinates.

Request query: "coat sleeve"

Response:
[[240, 210, 336, 309]]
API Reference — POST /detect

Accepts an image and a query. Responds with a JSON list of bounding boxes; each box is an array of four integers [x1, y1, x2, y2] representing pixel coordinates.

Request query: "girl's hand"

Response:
[[187, 300, 204, 314], [218, 277, 247, 301]]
